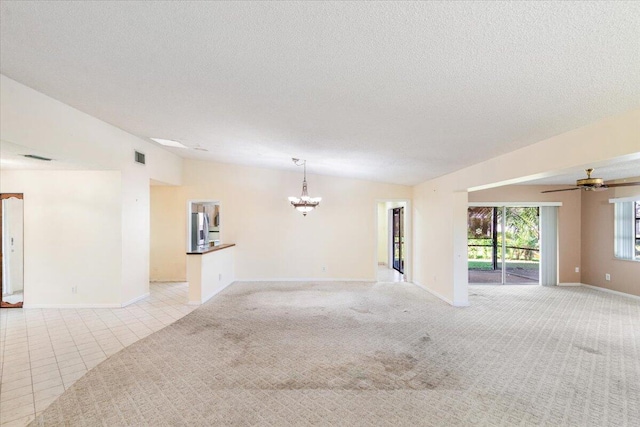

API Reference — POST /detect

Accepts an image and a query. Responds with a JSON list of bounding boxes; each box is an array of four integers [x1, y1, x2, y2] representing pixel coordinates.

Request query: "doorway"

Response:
[[376, 201, 409, 283], [392, 207, 405, 274], [1, 193, 24, 308], [468, 206, 540, 284]]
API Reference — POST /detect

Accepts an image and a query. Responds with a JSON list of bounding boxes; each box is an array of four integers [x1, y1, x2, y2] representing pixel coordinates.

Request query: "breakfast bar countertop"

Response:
[[186, 243, 235, 255]]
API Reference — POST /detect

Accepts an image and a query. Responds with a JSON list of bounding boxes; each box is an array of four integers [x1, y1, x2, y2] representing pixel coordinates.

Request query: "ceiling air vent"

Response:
[[134, 151, 146, 165], [24, 154, 52, 161]]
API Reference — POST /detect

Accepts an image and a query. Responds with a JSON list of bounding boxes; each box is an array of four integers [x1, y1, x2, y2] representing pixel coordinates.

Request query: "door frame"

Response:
[[375, 199, 411, 282], [392, 207, 405, 274], [467, 201, 561, 285], [1, 193, 24, 308]]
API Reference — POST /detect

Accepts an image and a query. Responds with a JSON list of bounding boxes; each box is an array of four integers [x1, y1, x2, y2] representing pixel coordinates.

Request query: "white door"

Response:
[[2, 197, 24, 295]]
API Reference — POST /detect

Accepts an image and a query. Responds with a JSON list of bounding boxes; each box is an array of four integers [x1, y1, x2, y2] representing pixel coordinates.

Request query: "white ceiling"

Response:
[[1, 1, 639, 185]]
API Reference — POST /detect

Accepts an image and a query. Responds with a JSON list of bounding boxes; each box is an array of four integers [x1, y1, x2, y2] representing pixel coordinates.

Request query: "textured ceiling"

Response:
[[1, 1, 639, 185]]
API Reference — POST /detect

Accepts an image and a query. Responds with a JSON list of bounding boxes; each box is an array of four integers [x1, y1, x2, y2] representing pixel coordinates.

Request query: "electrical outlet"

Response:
[[322, 266, 326, 272], [71, 286, 77, 294], [575, 267, 580, 273], [605, 273, 611, 281], [218, 273, 222, 281]]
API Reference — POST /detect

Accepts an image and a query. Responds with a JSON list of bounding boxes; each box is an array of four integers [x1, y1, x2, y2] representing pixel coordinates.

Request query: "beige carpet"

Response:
[[31, 281, 640, 426]]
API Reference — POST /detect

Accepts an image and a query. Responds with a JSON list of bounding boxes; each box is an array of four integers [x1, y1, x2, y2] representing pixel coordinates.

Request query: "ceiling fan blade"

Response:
[[603, 182, 640, 188], [541, 187, 581, 193]]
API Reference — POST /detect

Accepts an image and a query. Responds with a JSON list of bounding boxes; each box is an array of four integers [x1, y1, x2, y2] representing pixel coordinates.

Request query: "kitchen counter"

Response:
[[186, 243, 235, 255], [186, 243, 235, 304]]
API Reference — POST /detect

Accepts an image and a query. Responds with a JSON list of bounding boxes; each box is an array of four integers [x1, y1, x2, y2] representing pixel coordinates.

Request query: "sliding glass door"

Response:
[[503, 207, 540, 283], [392, 207, 404, 274], [468, 206, 540, 284]]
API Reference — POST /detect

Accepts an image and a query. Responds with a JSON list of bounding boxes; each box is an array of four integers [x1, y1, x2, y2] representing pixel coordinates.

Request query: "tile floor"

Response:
[[377, 264, 404, 282], [0, 282, 194, 426]]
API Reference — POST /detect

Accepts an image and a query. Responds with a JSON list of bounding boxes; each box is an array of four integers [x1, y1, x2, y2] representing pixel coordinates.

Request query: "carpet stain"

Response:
[[34, 282, 637, 426], [215, 326, 453, 391], [185, 322, 219, 335], [374, 352, 419, 373], [574, 345, 602, 355], [222, 330, 249, 343], [269, 352, 445, 391]]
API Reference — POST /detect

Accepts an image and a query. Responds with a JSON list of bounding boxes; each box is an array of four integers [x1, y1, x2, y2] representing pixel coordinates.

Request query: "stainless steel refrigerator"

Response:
[[191, 212, 210, 250]]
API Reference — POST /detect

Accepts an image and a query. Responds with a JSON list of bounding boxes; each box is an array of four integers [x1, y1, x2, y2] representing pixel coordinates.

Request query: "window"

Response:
[[636, 201, 640, 258], [614, 200, 639, 261]]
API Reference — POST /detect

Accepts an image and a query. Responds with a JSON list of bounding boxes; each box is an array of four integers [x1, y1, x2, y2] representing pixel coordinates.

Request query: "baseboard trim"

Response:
[[121, 292, 150, 307], [23, 303, 121, 309], [150, 279, 186, 283], [236, 278, 374, 283], [453, 298, 471, 307], [189, 281, 236, 305], [411, 280, 469, 307], [23, 293, 152, 309], [581, 284, 640, 301], [558, 282, 582, 287]]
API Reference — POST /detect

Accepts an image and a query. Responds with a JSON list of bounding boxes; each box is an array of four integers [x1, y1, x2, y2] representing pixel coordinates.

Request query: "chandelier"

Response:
[[288, 158, 321, 216]]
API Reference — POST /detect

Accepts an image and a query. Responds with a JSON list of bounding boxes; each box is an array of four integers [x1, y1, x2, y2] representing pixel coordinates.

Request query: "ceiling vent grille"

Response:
[[24, 154, 52, 161], [134, 151, 146, 165]]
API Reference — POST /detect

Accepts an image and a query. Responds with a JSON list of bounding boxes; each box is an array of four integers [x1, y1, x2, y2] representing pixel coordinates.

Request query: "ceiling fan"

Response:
[[541, 168, 640, 193]]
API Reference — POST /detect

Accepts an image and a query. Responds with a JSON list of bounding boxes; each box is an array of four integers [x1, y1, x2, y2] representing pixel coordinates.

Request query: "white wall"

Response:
[[121, 165, 151, 305], [0, 170, 122, 307], [413, 109, 640, 306], [0, 75, 183, 306], [0, 75, 182, 185], [151, 160, 412, 282]]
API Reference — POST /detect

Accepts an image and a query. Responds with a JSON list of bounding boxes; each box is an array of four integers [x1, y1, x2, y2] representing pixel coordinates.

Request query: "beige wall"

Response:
[[413, 109, 639, 306], [377, 202, 388, 264], [581, 184, 640, 297], [0, 170, 123, 307], [151, 160, 412, 282], [469, 185, 582, 284], [150, 185, 187, 281], [187, 247, 235, 304], [413, 186, 469, 305]]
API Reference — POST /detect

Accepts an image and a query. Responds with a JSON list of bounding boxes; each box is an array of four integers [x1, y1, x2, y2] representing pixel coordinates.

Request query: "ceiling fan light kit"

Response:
[[541, 168, 640, 194]]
